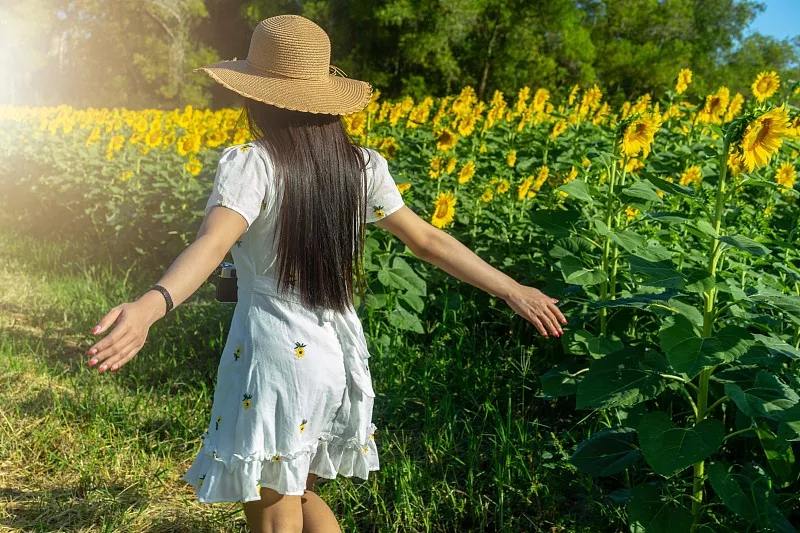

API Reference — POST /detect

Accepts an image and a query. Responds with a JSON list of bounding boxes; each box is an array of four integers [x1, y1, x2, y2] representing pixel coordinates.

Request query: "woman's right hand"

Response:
[[504, 284, 567, 338]]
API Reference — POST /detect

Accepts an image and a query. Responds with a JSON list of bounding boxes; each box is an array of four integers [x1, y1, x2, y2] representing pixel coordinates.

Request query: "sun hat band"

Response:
[[196, 15, 372, 115]]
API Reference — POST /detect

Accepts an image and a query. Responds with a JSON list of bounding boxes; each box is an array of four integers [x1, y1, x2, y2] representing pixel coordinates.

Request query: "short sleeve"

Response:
[[364, 149, 405, 223], [204, 144, 269, 233]]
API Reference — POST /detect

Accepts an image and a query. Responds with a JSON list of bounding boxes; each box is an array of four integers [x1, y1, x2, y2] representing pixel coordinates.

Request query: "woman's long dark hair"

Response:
[[244, 99, 369, 313]]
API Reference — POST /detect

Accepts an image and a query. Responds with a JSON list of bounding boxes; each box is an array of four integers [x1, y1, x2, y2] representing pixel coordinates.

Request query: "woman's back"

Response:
[[204, 141, 405, 291]]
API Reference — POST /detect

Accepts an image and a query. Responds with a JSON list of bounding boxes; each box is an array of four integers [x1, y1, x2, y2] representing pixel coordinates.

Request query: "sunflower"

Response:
[[458, 114, 477, 136], [568, 84, 580, 106], [515, 86, 531, 114], [176, 134, 202, 156], [751, 71, 780, 103], [679, 165, 702, 186], [620, 114, 662, 159], [532, 88, 550, 112], [737, 105, 792, 172], [724, 93, 745, 123], [378, 137, 400, 160], [727, 150, 744, 177], [592, 102, 611, 125], [517, 176, 534, 200], [294, 342, 306, 358], [623, 158, 645, 173], [445, 157, 457, 174], [85, 127, 101, 147], [698, 87, 730, 124], [431, 191, 456, 228], [185, 156, 203, 176], [579, 84, 603, 115], [675, 68, 692, 95], [429, 156, 442, 179], [775, 162, 796, 192], [436, 129, 458, 151], [133, 116, 148, 134], [232, 127, 250, 145], [631, 94, 652, 116], [396, 183, 412, 195], [106, 134, 125, 160], [496, 179, 510, 194], [556, 167, 579, 199], [531, 165, 550, 195], [480, 188, 493, 203], [507, 150, 517, 168], [205, 130, 228, 148], [625, 206, 640, 220], [551, 120, 567, 138], [145, 128, 163, 149], [458, 161, 476, 184], [563, 166, 578, 184], [162, 132, 175, 148]]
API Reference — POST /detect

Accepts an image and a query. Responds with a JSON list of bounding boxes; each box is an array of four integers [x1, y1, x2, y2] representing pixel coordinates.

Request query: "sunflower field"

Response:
[[2, 69, 800, 532]]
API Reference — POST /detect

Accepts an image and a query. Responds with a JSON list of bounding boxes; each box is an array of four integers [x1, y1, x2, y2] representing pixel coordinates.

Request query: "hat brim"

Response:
[[197, 60, 372, 115]]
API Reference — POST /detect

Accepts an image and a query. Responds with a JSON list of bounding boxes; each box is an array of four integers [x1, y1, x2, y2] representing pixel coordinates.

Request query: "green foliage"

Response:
[[3, 0, 799, 107], [2, 81, 800, 530]]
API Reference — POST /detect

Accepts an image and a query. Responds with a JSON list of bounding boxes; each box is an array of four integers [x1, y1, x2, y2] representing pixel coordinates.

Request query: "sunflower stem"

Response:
[[600, 151, 621, 337], [608, 161, 628, 305], [691, 136, 730, 531]]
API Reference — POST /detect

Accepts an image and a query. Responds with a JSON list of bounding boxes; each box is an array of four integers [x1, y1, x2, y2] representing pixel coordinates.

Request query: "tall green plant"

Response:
[[542, 104, 800, 531]]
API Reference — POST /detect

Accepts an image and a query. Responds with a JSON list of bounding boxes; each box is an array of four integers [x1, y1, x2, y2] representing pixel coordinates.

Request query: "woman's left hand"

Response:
[[87, 300, 159, 373]]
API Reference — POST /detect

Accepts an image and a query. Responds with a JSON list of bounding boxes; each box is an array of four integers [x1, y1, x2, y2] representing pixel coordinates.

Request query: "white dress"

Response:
[[182, 142, 405, 502]]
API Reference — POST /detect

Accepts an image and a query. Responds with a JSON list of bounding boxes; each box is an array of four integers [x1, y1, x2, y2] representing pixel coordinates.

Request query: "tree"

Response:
[[1, 0, 219, 108]]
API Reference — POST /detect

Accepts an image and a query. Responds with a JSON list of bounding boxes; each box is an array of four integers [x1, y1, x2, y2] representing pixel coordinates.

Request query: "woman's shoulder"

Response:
[[354, 145, 387, 173], [218, 142, 271, 169]]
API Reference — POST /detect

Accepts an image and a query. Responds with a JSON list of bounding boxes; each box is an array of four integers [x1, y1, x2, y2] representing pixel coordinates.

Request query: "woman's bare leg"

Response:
[[300, 473, 342, 533], [242, 487, 303, 533]]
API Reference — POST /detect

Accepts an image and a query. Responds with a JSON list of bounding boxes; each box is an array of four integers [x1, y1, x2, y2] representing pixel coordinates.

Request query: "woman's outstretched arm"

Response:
[[376, 206, 566, 337], [85, 206, 248, 372]]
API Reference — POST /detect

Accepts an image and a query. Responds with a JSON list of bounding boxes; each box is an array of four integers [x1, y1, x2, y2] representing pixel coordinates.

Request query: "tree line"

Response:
[[2, 0, 798, 109]]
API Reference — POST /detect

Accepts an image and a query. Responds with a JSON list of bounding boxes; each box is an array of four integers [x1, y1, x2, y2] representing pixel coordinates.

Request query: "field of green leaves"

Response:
[[1, 69, 800, 532]]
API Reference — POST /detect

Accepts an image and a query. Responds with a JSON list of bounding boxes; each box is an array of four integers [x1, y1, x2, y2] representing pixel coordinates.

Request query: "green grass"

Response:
[[0, 225, 625, 532]]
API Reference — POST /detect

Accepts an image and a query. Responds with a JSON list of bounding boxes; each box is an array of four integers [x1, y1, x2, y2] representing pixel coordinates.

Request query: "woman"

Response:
[[85, 15, 566, 533]]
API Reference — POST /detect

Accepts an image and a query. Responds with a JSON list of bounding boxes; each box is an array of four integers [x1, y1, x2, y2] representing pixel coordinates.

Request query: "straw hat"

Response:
[[196, 15, 372, 115]]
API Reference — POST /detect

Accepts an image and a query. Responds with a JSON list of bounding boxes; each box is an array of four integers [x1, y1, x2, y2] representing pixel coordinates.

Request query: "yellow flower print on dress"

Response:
[[235, 238, 243, 247], [256, 479, 262, 492], [216, 416, 222, 430], [294, 342, 306, 358], [363, 432, 376, 453], [300, 419, 307, 434], [272, 454, 281, 462], [261, 200, 266, 210], [373, 205, 385, 219], [242, 394, 253, 409], [234, 345, 242, 361], [240, 144, 252, 152]]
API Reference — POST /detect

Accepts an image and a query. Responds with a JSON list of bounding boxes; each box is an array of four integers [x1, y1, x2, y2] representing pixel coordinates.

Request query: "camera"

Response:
[[211, 261, 239, 302]]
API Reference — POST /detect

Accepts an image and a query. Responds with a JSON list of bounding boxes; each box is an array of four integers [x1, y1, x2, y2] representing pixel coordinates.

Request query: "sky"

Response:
[[746, 0, 800, 41]]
